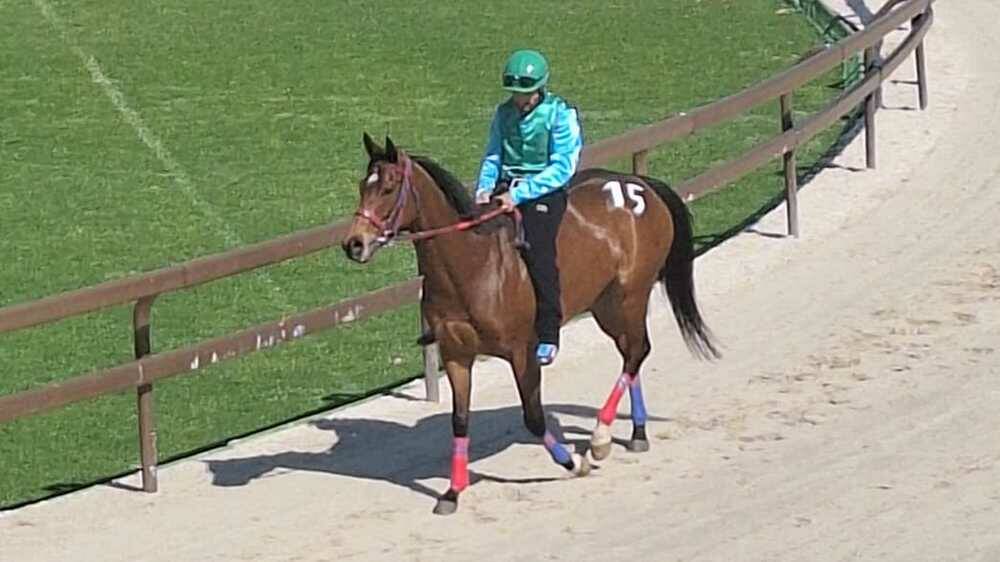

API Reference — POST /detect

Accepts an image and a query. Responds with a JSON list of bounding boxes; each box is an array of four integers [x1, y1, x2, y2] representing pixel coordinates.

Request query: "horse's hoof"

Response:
[[590, 423, 613, 461], [571, 453, 591, 477], [433, 498, 458, 515], [433, 490, 459, 515], [590, 440, 612, 461], [627, 439, 650, 453]]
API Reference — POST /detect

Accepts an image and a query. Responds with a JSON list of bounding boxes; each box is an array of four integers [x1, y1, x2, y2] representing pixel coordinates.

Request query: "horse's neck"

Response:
[[410, 174, 517, 306], [409, 172, 462, 234]]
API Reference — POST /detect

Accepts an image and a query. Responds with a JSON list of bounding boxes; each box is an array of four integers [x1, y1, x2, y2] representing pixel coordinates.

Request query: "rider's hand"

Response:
[[493, 192, 515, 212], [475, 191, 491, 205]]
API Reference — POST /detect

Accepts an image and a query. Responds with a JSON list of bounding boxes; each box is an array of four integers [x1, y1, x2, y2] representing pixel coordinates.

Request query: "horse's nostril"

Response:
[[344, 238, 365, 261]]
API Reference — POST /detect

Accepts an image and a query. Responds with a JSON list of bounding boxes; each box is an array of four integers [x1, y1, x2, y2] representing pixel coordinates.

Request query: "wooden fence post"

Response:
[[632, 150, 649, 177], [913, 12, 929, 110], [864, 47, 878, 169], [133, 295, 158, 492], [419, 287, 441, 402], [780, 93, 799, 237]]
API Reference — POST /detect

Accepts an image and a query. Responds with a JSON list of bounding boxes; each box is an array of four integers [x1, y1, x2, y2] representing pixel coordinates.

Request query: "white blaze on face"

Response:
[[366, 172, 379, 186]]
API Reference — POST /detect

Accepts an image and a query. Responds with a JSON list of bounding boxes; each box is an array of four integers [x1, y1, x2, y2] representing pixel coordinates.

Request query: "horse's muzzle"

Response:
[[342, 236, 371, 263]]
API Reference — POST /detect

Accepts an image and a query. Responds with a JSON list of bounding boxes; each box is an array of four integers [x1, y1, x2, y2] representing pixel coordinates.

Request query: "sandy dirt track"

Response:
[[3, 2, 999, 561]]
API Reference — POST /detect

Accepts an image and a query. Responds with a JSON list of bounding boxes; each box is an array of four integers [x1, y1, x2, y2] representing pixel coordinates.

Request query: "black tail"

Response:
[[642, 175, 721, 360]]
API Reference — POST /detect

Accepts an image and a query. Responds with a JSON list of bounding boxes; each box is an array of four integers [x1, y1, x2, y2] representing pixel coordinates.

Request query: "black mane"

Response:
[[367, 151, 474, 216], [410, 155, 474, 215]]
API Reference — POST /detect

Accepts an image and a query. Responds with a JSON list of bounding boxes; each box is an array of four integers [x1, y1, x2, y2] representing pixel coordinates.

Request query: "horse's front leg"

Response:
[[433, 348, 474, 516], [511, 345, 590, 477]]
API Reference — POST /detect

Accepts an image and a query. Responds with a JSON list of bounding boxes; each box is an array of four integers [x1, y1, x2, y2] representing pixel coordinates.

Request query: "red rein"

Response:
[[353, 155, 517, 244]]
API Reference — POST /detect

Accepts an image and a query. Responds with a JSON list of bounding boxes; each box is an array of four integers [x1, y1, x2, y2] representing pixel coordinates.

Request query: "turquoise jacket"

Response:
[[476, 93, 583, 205]]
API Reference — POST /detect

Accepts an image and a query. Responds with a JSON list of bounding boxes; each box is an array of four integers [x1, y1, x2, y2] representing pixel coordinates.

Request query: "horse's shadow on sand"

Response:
[[205, 403, 668, 500]]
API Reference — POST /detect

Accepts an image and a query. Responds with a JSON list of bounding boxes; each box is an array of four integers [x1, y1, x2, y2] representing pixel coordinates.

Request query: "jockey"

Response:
[[475, 49, 584, 366]]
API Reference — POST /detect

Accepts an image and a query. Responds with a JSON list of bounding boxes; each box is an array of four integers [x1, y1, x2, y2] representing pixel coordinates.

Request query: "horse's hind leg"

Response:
[[588, 287, 653, 460], [511, 346, 590, 477]]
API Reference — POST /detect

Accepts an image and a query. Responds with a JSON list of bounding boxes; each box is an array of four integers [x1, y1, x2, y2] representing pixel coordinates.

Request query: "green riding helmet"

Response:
[[502, 49, 550, 93]]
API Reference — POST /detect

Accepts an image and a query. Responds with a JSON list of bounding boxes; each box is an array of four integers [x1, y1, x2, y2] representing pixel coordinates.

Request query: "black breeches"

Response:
[[518, 190, 567, 346]]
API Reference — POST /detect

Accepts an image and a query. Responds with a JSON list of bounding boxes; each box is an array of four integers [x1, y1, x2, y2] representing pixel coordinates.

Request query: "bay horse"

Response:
[[343, 134, 718, 515]]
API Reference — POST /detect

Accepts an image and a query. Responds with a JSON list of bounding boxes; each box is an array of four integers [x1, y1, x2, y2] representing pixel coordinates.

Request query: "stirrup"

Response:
[[536, 343, 558, 366]]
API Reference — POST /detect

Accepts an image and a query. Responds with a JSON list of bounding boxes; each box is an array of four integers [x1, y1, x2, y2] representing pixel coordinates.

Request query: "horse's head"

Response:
[[342, 133, 419, 263]]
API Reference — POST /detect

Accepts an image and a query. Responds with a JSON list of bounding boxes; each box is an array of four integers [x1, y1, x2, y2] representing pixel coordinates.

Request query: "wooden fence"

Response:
[[0, 0, 933, 494]]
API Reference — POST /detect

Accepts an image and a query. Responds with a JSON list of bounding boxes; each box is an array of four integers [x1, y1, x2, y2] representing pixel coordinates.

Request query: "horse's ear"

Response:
[[385, 136, 398, 163], [363, 132, 382, 159]]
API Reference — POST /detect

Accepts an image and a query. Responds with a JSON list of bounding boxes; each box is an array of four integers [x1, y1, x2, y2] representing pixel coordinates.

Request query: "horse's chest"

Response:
[[420, 245, 535, 350]]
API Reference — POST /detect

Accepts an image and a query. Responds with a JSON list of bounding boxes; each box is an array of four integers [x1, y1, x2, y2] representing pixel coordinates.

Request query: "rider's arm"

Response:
[[476, 110, 503, 197], [509, 102, 583, 205]]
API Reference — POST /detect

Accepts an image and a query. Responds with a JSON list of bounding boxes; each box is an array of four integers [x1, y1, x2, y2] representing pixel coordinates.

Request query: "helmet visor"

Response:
[[502, 74, 540, 90]]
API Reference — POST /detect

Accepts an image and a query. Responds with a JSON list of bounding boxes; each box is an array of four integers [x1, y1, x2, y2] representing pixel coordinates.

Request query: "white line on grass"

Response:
[[34, 0, 288, 298], [34, 0, 237, 246]]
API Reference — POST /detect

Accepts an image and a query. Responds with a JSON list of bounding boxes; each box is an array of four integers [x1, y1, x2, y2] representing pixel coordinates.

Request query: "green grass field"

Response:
[[0, 0, 849, 508]]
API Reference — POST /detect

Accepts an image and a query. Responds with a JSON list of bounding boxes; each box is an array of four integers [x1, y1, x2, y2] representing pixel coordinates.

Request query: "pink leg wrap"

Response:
[[450, 437, 470, 492], [598, 373, 633, 425]]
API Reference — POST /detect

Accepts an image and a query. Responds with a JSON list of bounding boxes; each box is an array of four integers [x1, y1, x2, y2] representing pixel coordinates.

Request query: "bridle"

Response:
[[353, 154, 416, 245], [353, 154, 520, 245]]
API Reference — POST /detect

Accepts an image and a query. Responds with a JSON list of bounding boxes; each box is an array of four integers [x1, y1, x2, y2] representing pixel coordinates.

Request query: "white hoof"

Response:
[[571, 453, 591, 477], [590, 423, 612, 461]]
